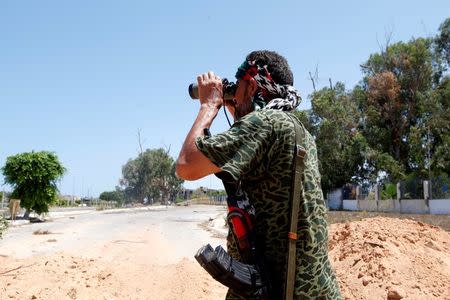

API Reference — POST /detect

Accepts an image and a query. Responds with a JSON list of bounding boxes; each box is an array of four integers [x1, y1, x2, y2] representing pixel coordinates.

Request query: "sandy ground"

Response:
[[1, 206, 449, 300], [1, 206, 228, 300], [329, 217, 450, 300]]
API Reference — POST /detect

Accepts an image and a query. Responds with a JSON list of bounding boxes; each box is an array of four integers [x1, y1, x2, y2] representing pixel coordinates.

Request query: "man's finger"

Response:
[[197, 75, 203, 85]]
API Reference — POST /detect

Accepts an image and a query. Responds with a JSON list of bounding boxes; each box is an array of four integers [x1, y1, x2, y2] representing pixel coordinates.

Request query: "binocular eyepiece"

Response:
[[188, 78, 237, 101]]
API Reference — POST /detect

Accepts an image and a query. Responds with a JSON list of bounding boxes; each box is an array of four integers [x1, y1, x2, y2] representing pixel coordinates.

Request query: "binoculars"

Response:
[[188, 78, 237, 101]]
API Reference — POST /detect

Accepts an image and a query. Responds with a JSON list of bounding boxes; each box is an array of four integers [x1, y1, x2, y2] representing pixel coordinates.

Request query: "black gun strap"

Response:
[[285, 114, 306, 300]]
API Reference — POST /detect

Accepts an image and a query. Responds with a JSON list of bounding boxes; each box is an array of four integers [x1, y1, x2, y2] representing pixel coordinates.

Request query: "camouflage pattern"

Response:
[[196, 109, 341, 300]]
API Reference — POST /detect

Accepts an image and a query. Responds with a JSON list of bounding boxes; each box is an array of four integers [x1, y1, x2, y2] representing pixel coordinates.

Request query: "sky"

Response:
[[0, 1, 448, 197]]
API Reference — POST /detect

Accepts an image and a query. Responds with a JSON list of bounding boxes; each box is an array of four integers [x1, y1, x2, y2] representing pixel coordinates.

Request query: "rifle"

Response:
[[195, 176, 272, 299]]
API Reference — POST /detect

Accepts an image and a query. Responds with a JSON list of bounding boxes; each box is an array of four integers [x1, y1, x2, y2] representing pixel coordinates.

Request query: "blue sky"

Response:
[[1, 1, 448, 197]]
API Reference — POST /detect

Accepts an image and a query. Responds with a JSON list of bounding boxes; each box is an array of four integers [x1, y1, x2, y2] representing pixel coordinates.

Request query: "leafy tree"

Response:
[[295, 83, 367, 194], [296, 18, 449, 193], [359, 37, 435, 181], [293, 109, 316, 136], [427, 76, 450, 173], [434, 18, 450, 76], [2, 151, 66, 218], [166, 162, 184, 202], [99, 189, 125, 204], [120, 148, 183, 204], [426, 18, 450, 175]]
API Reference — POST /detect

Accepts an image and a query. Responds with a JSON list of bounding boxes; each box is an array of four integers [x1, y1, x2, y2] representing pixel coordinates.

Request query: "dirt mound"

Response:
[[329, 217, 450, 300]]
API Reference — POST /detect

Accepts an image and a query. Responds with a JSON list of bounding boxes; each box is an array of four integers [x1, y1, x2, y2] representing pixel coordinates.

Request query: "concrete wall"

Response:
[[327, 183, 450, 215], [400, 199, 429, 214], [377, 199, 401, 213], [358, 200, 378, 212], [429, 199, 450, 214], [327, 189, 342, 210], [329, 198, 450, 214], [343, 199, 358, 211]]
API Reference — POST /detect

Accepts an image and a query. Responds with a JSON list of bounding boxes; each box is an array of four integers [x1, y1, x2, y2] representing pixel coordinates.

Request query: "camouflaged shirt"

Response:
[[196, 109, 341, 300]]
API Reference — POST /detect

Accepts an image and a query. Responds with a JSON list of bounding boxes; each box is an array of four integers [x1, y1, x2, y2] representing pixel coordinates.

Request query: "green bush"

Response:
[[0, 216, 8, 239], [2, 151, 66, 216], [54, 199, 70, 207], [174, 197, 185, 204], [381, 183, 397, 200]]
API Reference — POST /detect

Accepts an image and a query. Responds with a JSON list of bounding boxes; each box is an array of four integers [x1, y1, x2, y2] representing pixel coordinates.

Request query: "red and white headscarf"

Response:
[[235, 60, 302, 111]]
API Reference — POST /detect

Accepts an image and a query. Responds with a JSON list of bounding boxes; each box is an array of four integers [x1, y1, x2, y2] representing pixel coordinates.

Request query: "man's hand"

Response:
[[197, 71, 223, 110], [176, 71, 223, 180]]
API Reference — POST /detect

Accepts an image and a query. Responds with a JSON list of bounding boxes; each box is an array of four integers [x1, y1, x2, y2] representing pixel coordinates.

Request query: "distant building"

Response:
[[59, 195, 81, 201]]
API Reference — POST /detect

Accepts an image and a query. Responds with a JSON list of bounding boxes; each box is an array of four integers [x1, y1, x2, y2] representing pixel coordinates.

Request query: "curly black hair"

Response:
[[245, 50, 294, 85]]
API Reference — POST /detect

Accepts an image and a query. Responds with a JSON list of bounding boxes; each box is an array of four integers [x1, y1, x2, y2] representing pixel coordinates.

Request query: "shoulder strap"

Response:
[[285, 114, 306, 300]]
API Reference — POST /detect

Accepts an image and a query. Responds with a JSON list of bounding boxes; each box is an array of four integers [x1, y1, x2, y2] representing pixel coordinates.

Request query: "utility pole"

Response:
[[427, 126, 433, 200], [72, 176, 76, 205], [82, 177, 85, 199]]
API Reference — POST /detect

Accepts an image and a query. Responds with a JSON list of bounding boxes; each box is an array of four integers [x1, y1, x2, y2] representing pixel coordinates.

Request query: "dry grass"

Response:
[[186, 198, 224, 206]]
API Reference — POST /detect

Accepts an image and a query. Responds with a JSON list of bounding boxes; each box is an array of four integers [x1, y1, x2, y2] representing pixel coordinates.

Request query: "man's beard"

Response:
[[234, 96, 254, 120]]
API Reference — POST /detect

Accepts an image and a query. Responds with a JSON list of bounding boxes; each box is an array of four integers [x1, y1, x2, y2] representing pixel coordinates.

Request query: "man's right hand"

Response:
[[176, 71, 223, 180], [197, 71, 223, 110]]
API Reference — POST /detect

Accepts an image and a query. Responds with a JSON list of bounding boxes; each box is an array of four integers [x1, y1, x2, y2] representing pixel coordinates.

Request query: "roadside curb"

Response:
[[202, 212, 228, 238], [3, 205, 172, 227]]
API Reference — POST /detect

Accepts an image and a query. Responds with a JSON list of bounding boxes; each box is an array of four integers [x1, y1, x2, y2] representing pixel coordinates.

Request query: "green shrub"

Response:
[[0, 216, 8, 239], [381, 183, 397, 200], [54, 199, 70, 207]]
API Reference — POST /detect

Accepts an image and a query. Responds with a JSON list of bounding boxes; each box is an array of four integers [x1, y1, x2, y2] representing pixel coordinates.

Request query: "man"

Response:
[[177, 50, 341, 299]]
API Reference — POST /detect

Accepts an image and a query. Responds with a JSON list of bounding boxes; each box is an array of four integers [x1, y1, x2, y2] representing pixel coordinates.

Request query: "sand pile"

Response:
[[0, 253, 226, 300], [328, 217, 450, 300]]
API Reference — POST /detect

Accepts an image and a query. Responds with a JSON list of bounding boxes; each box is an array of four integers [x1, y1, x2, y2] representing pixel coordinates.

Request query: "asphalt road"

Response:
[[0, 205, 227, 261]]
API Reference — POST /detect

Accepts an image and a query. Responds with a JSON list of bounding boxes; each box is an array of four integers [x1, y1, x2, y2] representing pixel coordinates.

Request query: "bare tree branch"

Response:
[[308, 64, 319, 92], [161, 143, 171, 155], [384, 27, 393, 54], [309, 71, 316, 92], [137, 129, 144, 155]]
